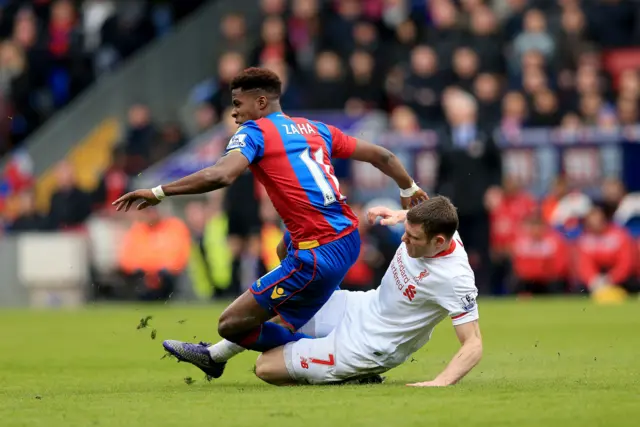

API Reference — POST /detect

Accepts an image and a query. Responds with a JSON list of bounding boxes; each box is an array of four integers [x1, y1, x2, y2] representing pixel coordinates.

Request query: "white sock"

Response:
[[208, 340, 245, 363]]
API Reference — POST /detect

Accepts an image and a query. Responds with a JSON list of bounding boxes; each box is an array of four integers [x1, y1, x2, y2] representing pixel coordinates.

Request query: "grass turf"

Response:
[[1, 297, 639, 427]]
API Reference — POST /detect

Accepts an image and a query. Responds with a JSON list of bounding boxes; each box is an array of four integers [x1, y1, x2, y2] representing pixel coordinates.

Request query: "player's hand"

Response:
[[112, 189, 160, 212], [367, 206, 406, 226], [400, 188, 429, 209], [406, 380, 447, 387]]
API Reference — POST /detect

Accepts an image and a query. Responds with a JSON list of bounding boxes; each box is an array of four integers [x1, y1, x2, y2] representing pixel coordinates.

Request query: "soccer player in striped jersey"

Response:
[[113, 67, 427, 380]]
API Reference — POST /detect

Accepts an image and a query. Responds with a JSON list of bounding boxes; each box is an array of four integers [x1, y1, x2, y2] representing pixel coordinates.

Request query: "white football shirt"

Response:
[[335, 232, 479, 369]]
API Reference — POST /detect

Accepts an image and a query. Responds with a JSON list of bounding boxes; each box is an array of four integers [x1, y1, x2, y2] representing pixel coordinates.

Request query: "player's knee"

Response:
[[254, 352, 289, 386], [217, 313, 238, 340], [254, 354, 276, 383]]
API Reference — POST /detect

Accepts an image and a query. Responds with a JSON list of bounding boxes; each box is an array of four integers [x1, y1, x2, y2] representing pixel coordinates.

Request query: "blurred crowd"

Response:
[[0, 0, 206, 156], [1, 0, 640, 301], [191, 0, 640, 134]]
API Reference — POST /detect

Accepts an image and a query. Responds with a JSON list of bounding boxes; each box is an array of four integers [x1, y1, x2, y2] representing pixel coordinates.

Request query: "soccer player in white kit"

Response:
[[254, 196, 483, 386]]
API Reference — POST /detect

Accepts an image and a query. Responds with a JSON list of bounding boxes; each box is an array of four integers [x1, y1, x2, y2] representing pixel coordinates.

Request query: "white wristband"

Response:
[[151, 185, 166, 201], [400, 182, 420, 198]]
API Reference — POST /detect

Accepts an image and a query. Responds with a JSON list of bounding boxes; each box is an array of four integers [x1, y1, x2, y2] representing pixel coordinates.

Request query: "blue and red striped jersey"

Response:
[[224, 112, 359, 249]]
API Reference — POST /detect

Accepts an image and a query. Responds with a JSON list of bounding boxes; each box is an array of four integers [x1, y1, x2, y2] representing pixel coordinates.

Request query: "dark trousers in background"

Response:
[[513, 280, 567, 295], [126, 270, 177, 301], [457, 213, 492, 294]]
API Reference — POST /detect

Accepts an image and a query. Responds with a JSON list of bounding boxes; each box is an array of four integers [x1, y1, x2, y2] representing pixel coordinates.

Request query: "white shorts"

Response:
[[283, 290, 388, 384]]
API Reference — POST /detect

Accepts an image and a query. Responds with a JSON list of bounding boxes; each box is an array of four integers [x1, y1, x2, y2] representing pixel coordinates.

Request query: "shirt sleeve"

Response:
[[224, 121, 264, 164], [435, 275, 479, 326], [327, 125, 358, 159]]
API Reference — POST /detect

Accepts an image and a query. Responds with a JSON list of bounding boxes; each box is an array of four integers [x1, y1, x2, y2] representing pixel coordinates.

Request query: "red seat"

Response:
[[603, 48, 640, 91]]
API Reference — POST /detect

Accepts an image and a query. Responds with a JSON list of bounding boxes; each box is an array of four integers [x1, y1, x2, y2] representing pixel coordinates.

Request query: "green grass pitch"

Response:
[[1, 297, 639, 427]]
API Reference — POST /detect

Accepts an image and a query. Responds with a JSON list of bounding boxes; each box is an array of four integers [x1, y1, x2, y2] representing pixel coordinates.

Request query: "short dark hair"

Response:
[[230, 67, 282, 96], [406, 196, 458, 240]]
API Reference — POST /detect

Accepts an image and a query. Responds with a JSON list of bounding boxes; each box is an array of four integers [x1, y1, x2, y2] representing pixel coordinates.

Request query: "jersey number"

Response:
[[310, 354, 335, 366], [300, 147, 342, 206]]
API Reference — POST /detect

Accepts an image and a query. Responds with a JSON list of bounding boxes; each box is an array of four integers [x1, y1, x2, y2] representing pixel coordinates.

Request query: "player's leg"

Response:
[[271, 230, 361, 339], [203, 289, 349, 367], [163, 230, 359, 378], [221, 230, 359, 350], [253, 347, 296, 386], [255, 335, 339, 386], [297, 289, 349, 338], [206, 230, 294, 361], [163, 258, 316, 374]]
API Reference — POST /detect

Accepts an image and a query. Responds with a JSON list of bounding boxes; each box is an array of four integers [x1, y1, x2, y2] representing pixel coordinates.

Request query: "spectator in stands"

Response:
[[386, 18, 418, 68], [262, 59, 304, 110], [192, 102, 218, 137], [92, 145, 130, 212], [323, 0, 362, 54], [521, 66, 549, 100], [501, 0, 528, 41], [469, 6, 505, 74], [558, 112, 583, 135], [501, 90, 528, 135], [393, 45, 444, 126], [541, 175, 570, 224], [47, 0, 87, 107], [100, 2, 155, 64], [437, 89, 502, 292], [308, 51, 348, 110], [577, 204, 638, 295], [209, 51, 245, 118], [618, 69, 640, 101], [8, 191, 49, 232], [81, 0, 116, 54], [529, 89, 562, 127], [511, 212, 570, 294], [389, 105, 421, 135], [287, 0, 322, 71], [600, 177, 626, 219], [451, 46, 480, 93], [123, 103, 157, 176], [579, 92, 605, 125], [250, 15, 296, 71], [186, 193, 232, 300], [557, 5, 591, 72], [511, 9, 555, 74], [618, 96, 639, 125], [0, 40, 34, 149], [345, 49, 385, 114], [119, 206, 190, 301], [349, 20, 381, 58], [488, 176, 537, 255], [260, 0, 287, 18], [422, 0, 466, 64], [47, 160, 91, 230], [473, 73, 502, 130], [220, 13, 248, 52], [487, 175, 537, 293]]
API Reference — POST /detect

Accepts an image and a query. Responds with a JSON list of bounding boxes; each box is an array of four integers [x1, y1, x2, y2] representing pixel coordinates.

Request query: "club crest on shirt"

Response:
[[227, 134, 247, 150], [414, 269, 429, 282], [461, 293, 476, 311]]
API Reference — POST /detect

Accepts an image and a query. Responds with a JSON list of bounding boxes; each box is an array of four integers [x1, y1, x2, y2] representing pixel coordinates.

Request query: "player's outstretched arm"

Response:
[[366, 206, 408, 226], [407, 320, 483, 387], [113, 151, 249, 211], [162, 151, 249, 196], [350, 139, 428, 209]]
